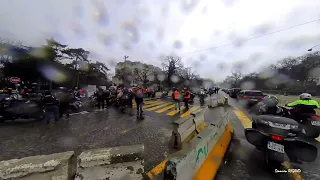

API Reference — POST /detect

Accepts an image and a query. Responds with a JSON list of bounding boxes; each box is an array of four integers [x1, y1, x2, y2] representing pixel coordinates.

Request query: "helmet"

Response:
[[267, 95, 279, 103], [299, 93, 312, 100]]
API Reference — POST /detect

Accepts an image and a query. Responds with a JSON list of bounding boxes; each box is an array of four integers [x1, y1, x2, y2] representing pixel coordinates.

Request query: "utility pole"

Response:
[[124, 55, 129, 86]]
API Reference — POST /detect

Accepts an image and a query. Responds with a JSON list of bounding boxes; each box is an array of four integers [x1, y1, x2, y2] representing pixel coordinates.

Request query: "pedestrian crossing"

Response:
[[133, 100, 201, 118]]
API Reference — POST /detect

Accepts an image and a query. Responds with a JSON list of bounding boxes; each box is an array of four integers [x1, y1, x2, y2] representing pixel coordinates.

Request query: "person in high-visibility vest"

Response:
[[173, 88, 181, 111], [146, 88, 151, 98], [183, 87, 191, 110]]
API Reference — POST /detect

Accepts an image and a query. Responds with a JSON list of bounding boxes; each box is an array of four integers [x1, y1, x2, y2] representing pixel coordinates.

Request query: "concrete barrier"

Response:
[[75, 144, 144, 180], [170, 107, 207, 150], [0, 144, 145, 180], [164, 101, 234, 180], [0, 151, 74, 180]]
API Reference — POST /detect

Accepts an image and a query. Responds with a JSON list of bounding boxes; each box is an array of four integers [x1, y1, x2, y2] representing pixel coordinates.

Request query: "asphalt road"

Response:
[[216, 92, 320, 180], [0, 95, 216, 172]]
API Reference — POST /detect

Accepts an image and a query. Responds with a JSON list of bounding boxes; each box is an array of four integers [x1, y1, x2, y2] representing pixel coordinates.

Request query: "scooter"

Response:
[[246, 114, 317, 165], [280, 107, 320, 138]]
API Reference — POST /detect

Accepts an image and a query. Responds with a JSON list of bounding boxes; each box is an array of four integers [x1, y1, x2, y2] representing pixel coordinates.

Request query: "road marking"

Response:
[[145, 103, 173, 111], [234, 109, 252, 128], [180, 105, 201, 118], [167, 106, 186, 116], [143, 101, 165, 108], [146, 159, 168, 179], [282, 161, 304, 180], [155, 104, 175, 113], [133, 100, 159, 107], [234, 109, 303, 180]]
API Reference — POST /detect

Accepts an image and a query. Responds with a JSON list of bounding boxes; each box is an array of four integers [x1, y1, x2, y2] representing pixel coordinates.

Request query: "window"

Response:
[[245, 91, 263, 96]]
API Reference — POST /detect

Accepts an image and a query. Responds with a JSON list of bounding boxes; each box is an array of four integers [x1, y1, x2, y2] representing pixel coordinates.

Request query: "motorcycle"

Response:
[[246, 114, 317, 165], [69, 97, 82, 113], [280, 107, 320, 138], [160, 91, 169, 99], [0, 95, 44, 122], [255, 103, 320, 139]]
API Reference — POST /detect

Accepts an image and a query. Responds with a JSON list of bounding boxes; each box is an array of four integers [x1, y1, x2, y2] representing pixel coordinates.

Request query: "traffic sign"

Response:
[[10, 77, 21, 84]]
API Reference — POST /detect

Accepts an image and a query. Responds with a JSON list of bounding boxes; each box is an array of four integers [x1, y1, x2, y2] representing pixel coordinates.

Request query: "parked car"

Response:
[[229, 88, 242, 98], [237, 90, 264, 107]]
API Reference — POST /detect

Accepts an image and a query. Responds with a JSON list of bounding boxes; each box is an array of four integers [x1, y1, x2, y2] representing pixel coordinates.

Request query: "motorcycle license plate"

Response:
[[311, 121, 320, 126], [267, 141, 284, 153]]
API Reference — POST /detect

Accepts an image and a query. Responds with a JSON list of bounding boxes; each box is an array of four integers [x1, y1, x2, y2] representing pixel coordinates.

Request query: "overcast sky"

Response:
[[1, 0, 320, 81]]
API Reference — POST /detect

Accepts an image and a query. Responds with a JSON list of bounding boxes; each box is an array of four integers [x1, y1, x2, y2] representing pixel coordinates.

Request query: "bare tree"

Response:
[[161, 56, 183, 87], [133, 64, 154, 88]]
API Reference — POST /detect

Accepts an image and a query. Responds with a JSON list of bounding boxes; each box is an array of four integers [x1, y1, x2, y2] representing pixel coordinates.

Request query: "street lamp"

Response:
[[307, 44, 320, 51]]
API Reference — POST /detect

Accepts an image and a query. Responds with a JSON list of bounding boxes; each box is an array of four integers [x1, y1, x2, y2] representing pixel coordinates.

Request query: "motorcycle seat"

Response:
[[256, 115, 299, 125]]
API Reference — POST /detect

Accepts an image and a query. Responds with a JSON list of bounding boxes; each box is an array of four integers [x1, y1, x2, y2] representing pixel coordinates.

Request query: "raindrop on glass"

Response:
[[170, 75, 180, 83], [122, 23, 139, 43]]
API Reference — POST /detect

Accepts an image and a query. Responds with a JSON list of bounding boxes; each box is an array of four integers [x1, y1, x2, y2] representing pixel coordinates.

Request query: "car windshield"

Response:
[[245, 91, 263, 96]]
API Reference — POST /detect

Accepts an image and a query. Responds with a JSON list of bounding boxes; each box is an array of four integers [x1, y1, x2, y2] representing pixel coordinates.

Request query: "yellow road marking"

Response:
[[133, 100, 160, 107], [282, 161, 303, 180], [234, 109, 303, 180], [234, 109, 252, 128], [167, 106, 186, 116], [145, 103, 173, 111], [180, 105, 201, 118], [143, 101, 165, 108], [146, 159, 168, 179], [156, 104, 175, 113]]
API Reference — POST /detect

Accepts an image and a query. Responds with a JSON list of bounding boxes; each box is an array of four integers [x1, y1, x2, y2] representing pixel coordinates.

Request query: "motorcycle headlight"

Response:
[[5, 98, 9, 101]]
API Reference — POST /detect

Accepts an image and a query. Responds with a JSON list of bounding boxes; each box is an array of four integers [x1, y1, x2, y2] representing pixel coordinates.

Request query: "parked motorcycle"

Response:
[[0, 96, 44, 122], [160, 91, 168, 99], [246, 114, 317, 165], [254, 102, 320, 138], [69, 97, 82, 113]]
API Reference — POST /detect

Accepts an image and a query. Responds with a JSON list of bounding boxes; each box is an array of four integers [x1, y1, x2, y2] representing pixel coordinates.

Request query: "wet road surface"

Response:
[[216, 92, 320, 180], [0, 96, 216, 172]]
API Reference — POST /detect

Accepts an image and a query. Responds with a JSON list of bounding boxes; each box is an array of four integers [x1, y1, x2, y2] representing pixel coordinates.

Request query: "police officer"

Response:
[[183, 87, 191, 110], [41, 90, 59, 124], [173, 88, 181, 111]]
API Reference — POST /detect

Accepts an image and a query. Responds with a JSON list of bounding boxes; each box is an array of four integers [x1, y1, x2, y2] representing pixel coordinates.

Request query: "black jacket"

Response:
[[42, 95, 59, 107]]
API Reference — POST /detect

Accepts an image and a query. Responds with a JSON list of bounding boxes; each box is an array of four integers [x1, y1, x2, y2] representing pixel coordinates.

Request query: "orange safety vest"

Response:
[[184, 90, 190, 99], [173, 91, 180, 100]]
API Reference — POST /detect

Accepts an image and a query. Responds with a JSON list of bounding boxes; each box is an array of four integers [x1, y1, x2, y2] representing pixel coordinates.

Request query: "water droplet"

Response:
[[170, 75, 180, 83], [122, 22, 139, 43], [173, 40, 183, 49], [122, 42, 131, 50], [99, 33, 115, 46], [199, 54, 206, 61], [157, 73, 166, 81], [92, 1, 109, 26], [240, 81, 255, 90], [181, 0, 199, 14], [217, 62, 226, 70]]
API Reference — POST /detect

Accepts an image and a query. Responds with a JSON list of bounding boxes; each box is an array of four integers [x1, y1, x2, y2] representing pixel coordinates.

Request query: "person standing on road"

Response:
[[183, 87, 191, 110], [57, 87, 72, 119], [96, 87, 105, 110], [173, 88, 181, 112], [41, 91, 60, 124], [135, 87, 144, 117]]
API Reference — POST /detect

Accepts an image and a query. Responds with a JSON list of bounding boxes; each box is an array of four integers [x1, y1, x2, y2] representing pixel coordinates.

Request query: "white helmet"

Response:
[[299, 93, 312, 100]]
